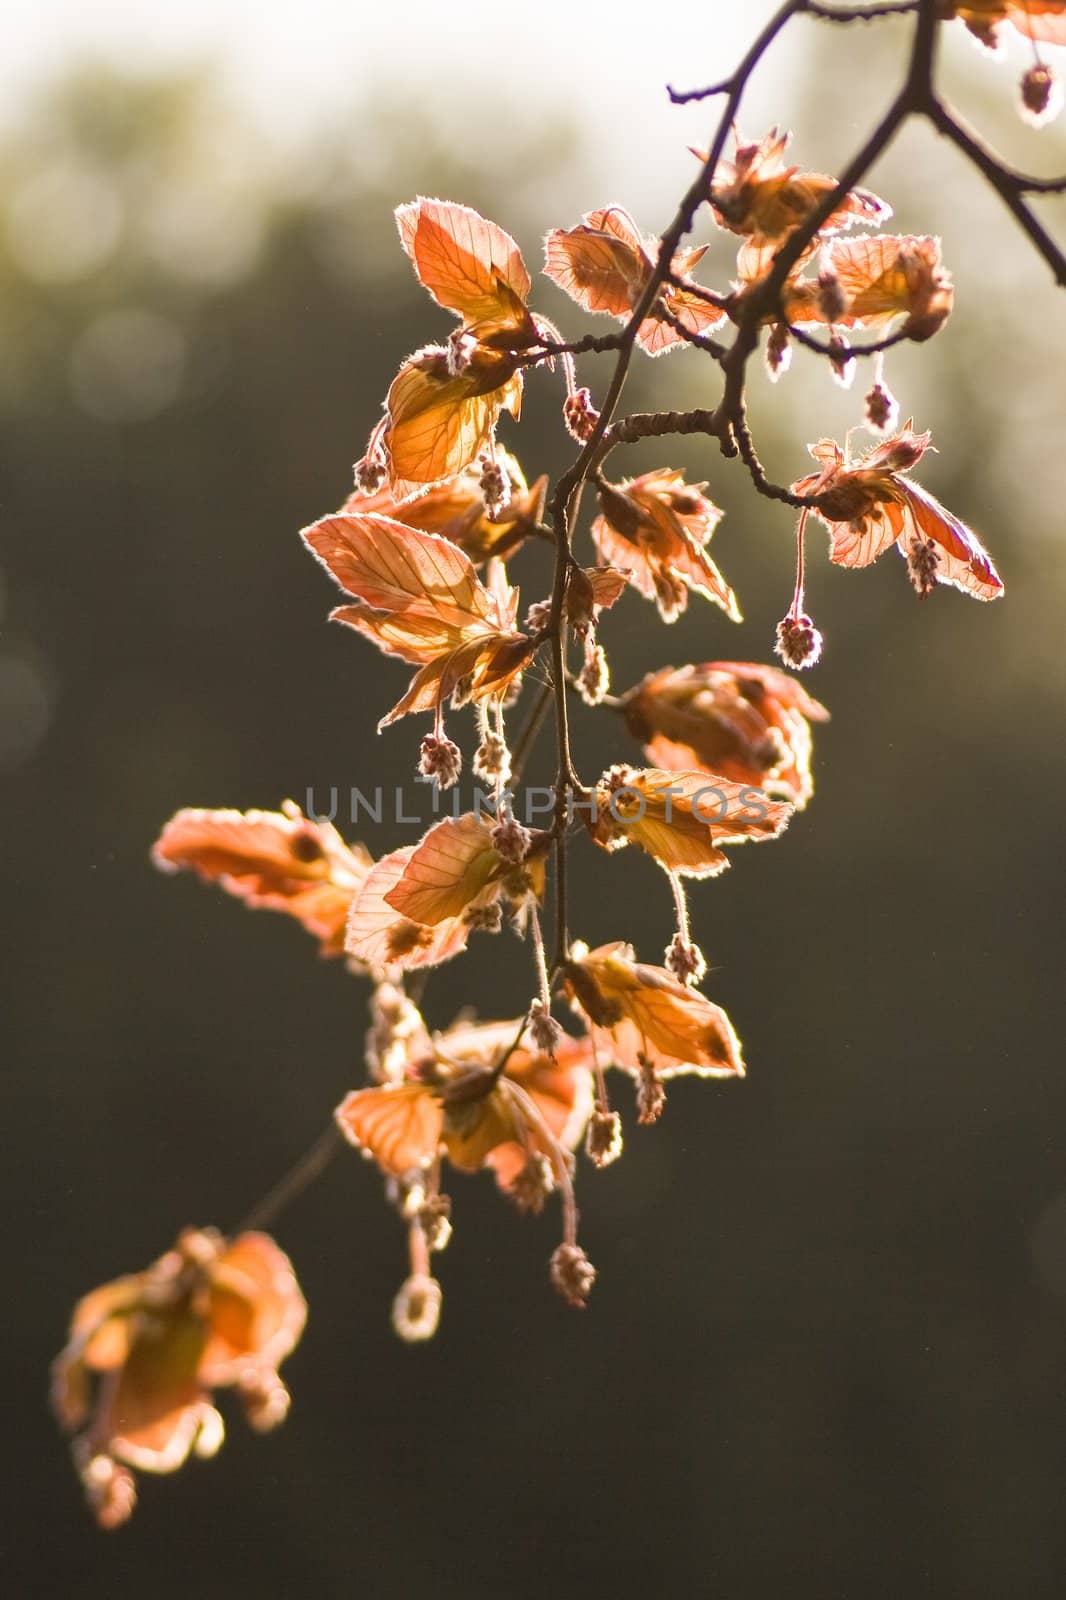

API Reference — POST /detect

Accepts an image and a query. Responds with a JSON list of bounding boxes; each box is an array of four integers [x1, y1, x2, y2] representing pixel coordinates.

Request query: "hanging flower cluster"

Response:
[[943, 3, 1066, 125], [53, 1, 1066, 1529]]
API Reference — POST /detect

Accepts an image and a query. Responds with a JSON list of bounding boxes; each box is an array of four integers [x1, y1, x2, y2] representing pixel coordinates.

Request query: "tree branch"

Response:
[[925, 99, 1066, 286]]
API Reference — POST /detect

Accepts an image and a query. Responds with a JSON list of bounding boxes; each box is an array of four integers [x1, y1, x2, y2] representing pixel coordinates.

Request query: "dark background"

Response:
[[5, 17, 1066, 1597]]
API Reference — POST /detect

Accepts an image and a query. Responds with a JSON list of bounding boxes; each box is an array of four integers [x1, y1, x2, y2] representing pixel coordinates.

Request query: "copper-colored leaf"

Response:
[[52, 1228, 305, 1528], [343, 451, 547, 565], [792, 426, 1003, 600], [707, 127, 891, 244], [345, 847, 475, 973], [384, 813, 503, 926], [544, 205, 726, 355], [589, 766, 792, 878], [820, 234, 953, 340], [151, 802, 371, 957], [382, 347, 523, 491], [335, 1082, 445, 1176], [620, 661, 829, 809], [944, 2, 1066, 46], [200, 1234, 307, 1385], [396, 197, 533, 335], [592, 470, 739, 623], [563, 940, 744, 1080], [301, 511, 537, 722]]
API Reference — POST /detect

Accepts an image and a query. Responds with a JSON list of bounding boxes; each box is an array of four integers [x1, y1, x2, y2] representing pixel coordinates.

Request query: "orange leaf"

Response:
[[384, 813, 503, 925], [620, 662, 829, 810], [792, 427, 1003, 600], [301, 511, 537, 722], [891, 481, 1004, 600], [432, 1016, 594, 1188], [820, 234, 953, 339], [200, 1233, 307, 1385], [304, 509, 495, 628], [371, 632, 537, 727], [385, 813, 549, 925], [948, 2, 1066, 46], [543, 206, 647, 317], [396, 198, 534, 335], [343, 451, 547, 565], [565, 563, 629, 631], [382, 348, 523, 491], [52, 1228, 305, 1527], [707, 127, 890, 244], [345, 847, 475, 973], [391, 354, 523, 488], [593, 470, 739, 623], [544, 205, 726, 354], [151, 802, 371, 957], [589, 766, 792, 878], [335, 1083, 444, 1176], [563, 940, 745, 1080]]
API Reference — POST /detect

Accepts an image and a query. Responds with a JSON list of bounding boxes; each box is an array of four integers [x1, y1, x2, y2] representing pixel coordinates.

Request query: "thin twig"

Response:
[[509, 678, 554, 785], [926, 100, 1066, 286], [805, 0, 919, 18], [787, 321, 913, 358], [656, 304, 730, 361], [232, 1124, 345, 1235]]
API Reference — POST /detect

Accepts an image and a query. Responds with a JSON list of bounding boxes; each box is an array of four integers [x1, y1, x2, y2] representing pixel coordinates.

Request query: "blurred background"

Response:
[[4, 2, 1066, 1594]]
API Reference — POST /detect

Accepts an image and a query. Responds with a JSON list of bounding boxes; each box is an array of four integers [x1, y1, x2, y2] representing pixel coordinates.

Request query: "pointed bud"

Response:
[[665, 933, 707, 986], [491, 817, 531, 863], [474, 732, 512, 787], [864, 380, 899, 436], [391, 1274, 442, 1342], [774, 613, 824, 671], [765, 322, 792, 383], [550, 1242, 596, 1308], [529, 999, 563, 1055], [418, 732, 462, 789], [635, 1058, 666, 1125], [1020, 63, 1062, 129], [585, 1107, 623, 1169], [563, 386, 600, 442], [906, 535, 939, 598]]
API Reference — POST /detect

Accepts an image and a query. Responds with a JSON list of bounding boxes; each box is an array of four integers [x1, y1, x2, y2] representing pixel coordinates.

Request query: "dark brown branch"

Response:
[[663, 271, 729, 310], [1015, 173, 1066, 197], [604, 407, 725, 447], [519, 331, 626, 363], [805, 0, 919, 17], [656, 305, 729, 361], [539, 2, 810, 968], [731, 396, 816, 507], [667, 0, 804, 103], [925, 100, 1066, 286], [786, 321, 913, 357]]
